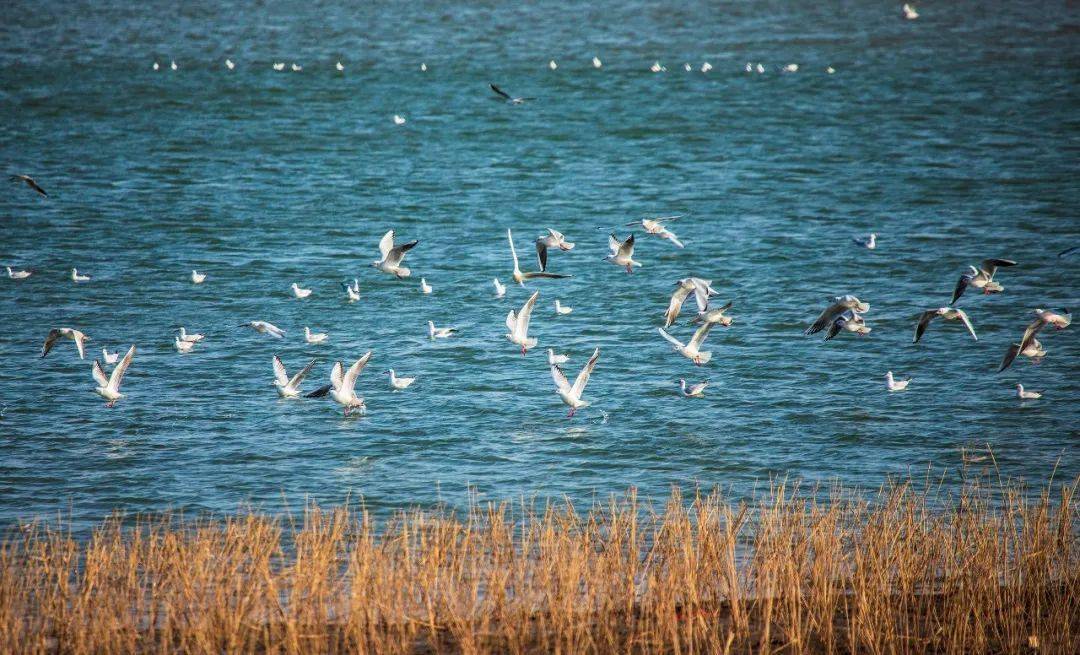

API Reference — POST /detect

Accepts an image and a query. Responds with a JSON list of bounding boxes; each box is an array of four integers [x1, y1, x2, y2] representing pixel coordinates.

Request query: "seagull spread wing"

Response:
[[571, 348, 600, 397], [330, 361, 344, 390], [955, 309, 978, 341], [378, 230, 395, 260], [272, 355, 290, 386], [109, 346, 135, 391], [92, 360, 109, 388], [341, 351, 372, 394], [913, 310, 937, 344]]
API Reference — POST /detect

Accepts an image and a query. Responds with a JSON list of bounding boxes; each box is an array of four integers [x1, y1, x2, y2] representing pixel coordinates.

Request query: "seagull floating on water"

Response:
[[756, 63, 765, 74], [551, 348, 600, 417], [658, 322, 716, 365], [178, 327, 204, 343], [547, 348, 569, 366], [91, 345, 135, 408], [71, 268, 90, 282], [650, 61, 665, 73], [10, 174, 47, 197], [428, 321, 456, 339], [393, 115, 406, 125], [174, 336, 195, 353], [783, 63, 799, 72], [6, 266, 31, 279], [388, 369, 415, 390], [191, 270, 206, 284], [420, 278, 432, 294], [42, 328, 88, 359], [272, 355, 316, 398], [153, 62, 159, 70], [885, 371, 911, 392], [373, 230, 419, 278], [535, 228, 575, 271], [853, 233, 876, 249], [913, 308, 977, 343], [238, 321, 285, 338], [102, 348, 119, 365], [554, 300, 572, 315], [506, 290, 540, 354], [592, 56, 602, 68], [273, 62, 285, 71], [806, 295, 870, 336], [336, 61, 344, 71], [951, 259, 1016, 304], [170, 61, 177, 71], [679, 379, 708, 397], [489, 84, 533, 105], [291, 63, 302, 72], [508, 229, 571, 285], [1016, 384, 1042, 400], [304, 327, 327, 344], [342, 278, 360, 302], [605, 233, 641, 273], [290, 283, 312, 299], [420, 62, 427, 72], [548, 60, 557, 70], [903, 3, 919, 20], [225, 59, 234, 70], [701, 62, 713, 73], [493, 278, 506, 298]]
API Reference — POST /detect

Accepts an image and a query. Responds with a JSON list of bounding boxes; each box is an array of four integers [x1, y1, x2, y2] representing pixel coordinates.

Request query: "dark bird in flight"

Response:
[[489, 84, 533, 105], [10, 174, 47, 197]]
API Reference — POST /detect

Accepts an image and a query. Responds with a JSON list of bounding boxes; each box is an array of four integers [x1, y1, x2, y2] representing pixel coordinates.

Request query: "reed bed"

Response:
[[0, 474, 1076, 654]]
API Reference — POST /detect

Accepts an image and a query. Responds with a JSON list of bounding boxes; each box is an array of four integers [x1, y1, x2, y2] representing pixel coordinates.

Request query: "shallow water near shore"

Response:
[[0, 0, 1077, 532]]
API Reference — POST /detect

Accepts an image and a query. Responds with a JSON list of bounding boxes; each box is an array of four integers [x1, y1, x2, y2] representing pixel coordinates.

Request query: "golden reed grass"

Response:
[[0, 473, 1076, 654]]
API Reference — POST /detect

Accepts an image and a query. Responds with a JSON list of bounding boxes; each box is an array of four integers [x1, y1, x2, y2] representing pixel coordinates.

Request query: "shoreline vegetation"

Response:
[[0, 474, 1076, 654]]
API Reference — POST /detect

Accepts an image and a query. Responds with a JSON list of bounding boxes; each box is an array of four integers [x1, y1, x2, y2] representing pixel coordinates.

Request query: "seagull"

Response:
[[606, 233, 641, 273], [342, 278, 360, 302], [592, 56, 602, 68], [507, 229, 571, 285], [805, 296, 870, 336], [756, 63, 765, 74], [903, 3, 919, 19], [330, 352, 372, 415], [238, 321, 285, 338], [689, 300, 734, 327], [684, 63, 692, 72], [153, 62, 159, 71], [42, 328, 88, 359], [372, 230, 419, 278], [493, 278, 506, 298], [291, 63, 302, 72], [826, 66, 836, 74], [178, 327, 204, 343], [824, 309, 871, 341], [998, 309, 1070, 372], [663, 278, 709, 327], [535, 228, 575, 271], [170, 60, 177, 70], [951, 259, 1017, 304], [626, 216, 683, 248], [101, 348, 119, 365], [225, 59, 235, 70], [547, 349, 569, 366], [428, 321, 456, 339], [304, 327, 327, 344], [6, 266, 31, 279], [388, 369, 415, 390], [506, 290, 540, 354], [913, 308, 977, 343], [10, 174, 47, 197], [420, 278, 432, 294], [554, 300, 572, 315], [885, 371, 911, 392], [91, 345, 135, 407], [1016, 384, 1042, 400], [272, 355, 317, 398], [174, 336, 195, 353], [551, 348, 600, 417], [273, 62, 285, 71], [679, 379, 708, 397], [191, 270, 206, 284], [290, 283, 312, 299], [489, 84, 533, 105], [420, 63, 427, 71], [745, 62, 753, 72], [393, 115, 406, 125], [658, 323, 716, 365], [336, 61, 344, 71], [548, 60, 557, 70], [783, 63, 799, 72], [650, 61, 665, 73], [71, 268, 90, 282], [853, 233, 876, 249], [701, 62, 713, 73]]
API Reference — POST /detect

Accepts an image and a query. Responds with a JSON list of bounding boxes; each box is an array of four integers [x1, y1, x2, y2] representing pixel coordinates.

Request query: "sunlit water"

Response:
[[1, 0, 1077, 532]]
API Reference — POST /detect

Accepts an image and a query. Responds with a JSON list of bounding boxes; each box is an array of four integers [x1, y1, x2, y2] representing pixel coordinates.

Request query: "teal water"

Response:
[[1, 1, 1077, 531]]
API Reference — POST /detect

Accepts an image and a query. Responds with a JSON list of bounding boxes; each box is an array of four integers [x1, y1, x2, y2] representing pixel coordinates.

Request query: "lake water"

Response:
[[1, 0, 1077, 531]]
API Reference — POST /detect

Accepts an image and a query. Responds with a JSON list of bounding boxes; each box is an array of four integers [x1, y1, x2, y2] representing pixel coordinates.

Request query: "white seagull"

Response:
[[903, 3, 919, 20], [420, 62, 427, 71], [272, 355, 317, 398], [885, 371, 911, 392], [824, 309, 871, 340], [913, 307, 977, 343], [689, 300, 734, 327], [388, 369, 415, 390], [373, 230, 419, 278], [806, 296, 870, 336], [291, 63, 302, 72], [393, 115, 406, 125], [304, 327, 328, 344], [428, 321, 456, 339], [91, 345, 135, 407], [554, 300, 572, 315], [6, 266, 31, 279], [592, 56, 602, 68], [663, 277, 710, 327], [999, 338, 1048, 372], [626, 215, 684, 248], [547, 348, 569, 366], [336, 61, 344, 71], [951, 259, 1017, 304], [225, 59, 234, 70], [1016, 384, 1041, 400], [658, 322, 716, 365], [42, 328, 89, 359], [650, 61, 665, 73], [290, 283, 312, 299], [343, 278, 360, 302], [420, 278, 432, 294], [238, 321, 285, 338], [853, 233, 876, 249], [174, 336, 195, 353], [606, 233, 641, 273], [548, 60, 557, 70], [273, 62, 285, 71], [102, 348, 119, 365], [508, 229, 571, 285], [170, 60, 177, 70], [506, 290, 540, 354], [679, 379, 708, 397], [535, 228, 575, 271], [329, 352, 372, 416], [71, 268, 90, 282], [191, 270, 206, 284], [178, 327, 204, 343], [153, 62, 159, 71], [701, 62, 713, 73], [998, 308, 1070, 372], [493, 278, 506, 298], [551, 348, 600, 418]]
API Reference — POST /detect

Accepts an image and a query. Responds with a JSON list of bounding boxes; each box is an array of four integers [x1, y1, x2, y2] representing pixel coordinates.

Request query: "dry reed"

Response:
[[0, 472, 1076, 654]]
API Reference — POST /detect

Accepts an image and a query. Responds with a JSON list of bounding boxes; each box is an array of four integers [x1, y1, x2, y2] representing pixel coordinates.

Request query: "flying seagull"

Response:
[[237, 321, 285, 338], [91, 345, 135, 407], [535, 229, 575, 271], [663, 277, 715, 327], [489, 83, 533, 104], [950, 259, 1017, 304], [372, 230, 419, 278], [998, 308, 1070, 372], [42, 328, 89, 359], [551, 347, 600, 417], [913, 307, 977, 343], [626, 216, 683, 248], [506, 290, 540, 354], [508, 229, 570, 285], [806, 296, 870, 336], [272, 355, 317, 398], [10, 174, 47, 197], [658, 322, 716, 365], [689, 300, 734, 327], [824, 309, 871, 341], [605, 233, 641, 273]]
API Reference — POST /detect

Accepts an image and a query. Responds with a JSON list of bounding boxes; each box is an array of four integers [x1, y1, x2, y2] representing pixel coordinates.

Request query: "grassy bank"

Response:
[[0, 474, 1076, 654]]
